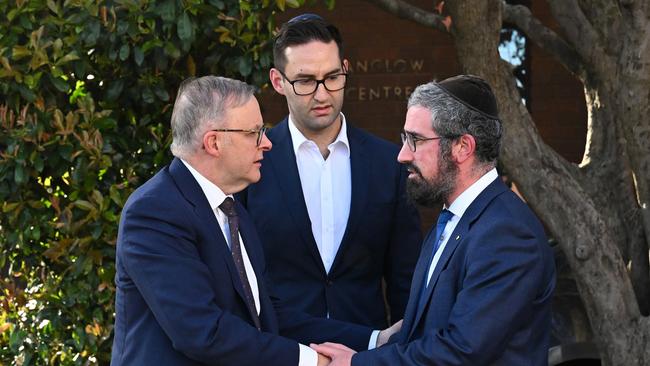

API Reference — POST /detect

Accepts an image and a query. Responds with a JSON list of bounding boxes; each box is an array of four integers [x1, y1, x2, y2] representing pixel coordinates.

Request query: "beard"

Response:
[[405, 151, 458, 208]]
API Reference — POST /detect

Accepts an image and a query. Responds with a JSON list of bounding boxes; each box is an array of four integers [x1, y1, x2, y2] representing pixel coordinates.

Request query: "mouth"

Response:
[[406, 165, 422, 179], [311, 105, 332, 116]]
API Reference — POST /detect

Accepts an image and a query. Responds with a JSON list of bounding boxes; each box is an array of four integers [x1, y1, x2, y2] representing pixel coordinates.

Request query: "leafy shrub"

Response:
[[0, 0, 331, 364]]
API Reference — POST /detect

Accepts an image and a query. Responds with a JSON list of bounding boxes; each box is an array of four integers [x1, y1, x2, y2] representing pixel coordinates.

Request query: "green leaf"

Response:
[[14, 164, 27, 184], [163, 42, 181, 59], [238, 56, 252, 76], [153, 87, 169, 101], [49, 74, 69, 92], [177, 12, 193, 42], [286, 0, 301, 8], [73, 200, 95, 211], [16, 84, 37, 102], [134, 47, 144, 66], [56, 51, 80, 66], [119, 44, 130, 61], [106, 79, 125, 101], [142, 88, 154, 103]]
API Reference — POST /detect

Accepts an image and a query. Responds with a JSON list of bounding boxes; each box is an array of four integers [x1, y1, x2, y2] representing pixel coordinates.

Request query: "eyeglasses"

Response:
[[400, 131, 443, 152], [212, 126, 268, 146], [277, 69, 347, 96]]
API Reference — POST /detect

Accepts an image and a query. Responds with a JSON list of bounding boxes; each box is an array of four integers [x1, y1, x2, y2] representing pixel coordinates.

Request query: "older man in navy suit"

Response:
[[110, 76, 403, 365], [313, 75, 556, 365]]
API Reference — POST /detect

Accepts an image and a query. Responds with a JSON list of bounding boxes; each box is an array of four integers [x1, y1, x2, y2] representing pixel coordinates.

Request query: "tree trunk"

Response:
[[364, 0, 650, 364], [444, 1, 650, 364]]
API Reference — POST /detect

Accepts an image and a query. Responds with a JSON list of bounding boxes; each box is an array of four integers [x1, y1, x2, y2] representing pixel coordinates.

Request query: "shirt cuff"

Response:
[[299, 343, 318, 366], [368, 329, 380, 350]]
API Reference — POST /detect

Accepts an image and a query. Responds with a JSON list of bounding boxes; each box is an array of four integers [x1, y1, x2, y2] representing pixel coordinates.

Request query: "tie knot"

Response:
[[437, 209, 454, 226], [219, 197, 238, 217]]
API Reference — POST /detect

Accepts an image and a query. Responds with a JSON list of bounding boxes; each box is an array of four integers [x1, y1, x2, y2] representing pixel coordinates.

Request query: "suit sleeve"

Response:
[[354, 219, 554, 365], [117, 194, 299, 365], [384, 163, 423, 322]]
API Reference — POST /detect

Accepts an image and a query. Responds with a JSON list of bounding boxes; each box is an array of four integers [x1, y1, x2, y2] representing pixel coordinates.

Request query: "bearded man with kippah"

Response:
[[313, 75, 556, 366]]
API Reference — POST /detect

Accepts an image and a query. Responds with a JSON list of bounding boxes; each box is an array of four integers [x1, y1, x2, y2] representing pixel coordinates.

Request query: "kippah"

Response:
[[436, 75, 500, 120], [287, 13, 324, 23]]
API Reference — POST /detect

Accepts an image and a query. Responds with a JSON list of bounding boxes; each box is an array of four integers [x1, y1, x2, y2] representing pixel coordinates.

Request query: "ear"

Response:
[[452, 134, 476, 164], [269, 68, 286, 95], [342, 59, 350, 73], [203, 130, 221, 157]]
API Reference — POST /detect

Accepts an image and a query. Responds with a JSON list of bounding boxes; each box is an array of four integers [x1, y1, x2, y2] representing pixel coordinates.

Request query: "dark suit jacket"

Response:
[[111, 158, 372, 366], [238, 118, 422, 330], [352, 178, 556, 366]]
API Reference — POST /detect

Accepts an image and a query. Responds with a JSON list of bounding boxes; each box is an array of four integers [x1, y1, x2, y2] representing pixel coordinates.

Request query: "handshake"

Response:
[[312, 320, 402, 366]]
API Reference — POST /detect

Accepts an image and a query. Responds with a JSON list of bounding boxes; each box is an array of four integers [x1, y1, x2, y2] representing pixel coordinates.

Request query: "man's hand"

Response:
[[377, 319, 402, 347], [317, 353, 331, 366], [311, 343, 355, 366]]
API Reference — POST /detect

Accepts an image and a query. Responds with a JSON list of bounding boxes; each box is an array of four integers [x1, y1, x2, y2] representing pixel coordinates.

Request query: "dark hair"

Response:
[[273, 14, 344, 72]]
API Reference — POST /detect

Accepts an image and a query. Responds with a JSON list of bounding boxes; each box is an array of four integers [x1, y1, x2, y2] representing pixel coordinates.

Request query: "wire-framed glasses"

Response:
[[212, 126, 268, 146]]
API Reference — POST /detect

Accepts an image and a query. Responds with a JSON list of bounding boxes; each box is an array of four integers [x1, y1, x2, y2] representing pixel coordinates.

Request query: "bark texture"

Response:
[[364, 0, 650, 364]]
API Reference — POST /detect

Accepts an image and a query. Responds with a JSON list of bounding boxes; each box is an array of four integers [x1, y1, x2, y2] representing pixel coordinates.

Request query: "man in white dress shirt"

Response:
[[240, 14, 422, 339]]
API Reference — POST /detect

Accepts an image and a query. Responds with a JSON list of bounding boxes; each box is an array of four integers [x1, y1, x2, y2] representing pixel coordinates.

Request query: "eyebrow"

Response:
[[292, 67, 344, 79], [404, 130, 425, 137]]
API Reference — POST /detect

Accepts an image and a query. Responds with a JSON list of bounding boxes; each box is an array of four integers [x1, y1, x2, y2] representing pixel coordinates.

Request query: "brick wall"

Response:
[[259, 0, 587, 229]]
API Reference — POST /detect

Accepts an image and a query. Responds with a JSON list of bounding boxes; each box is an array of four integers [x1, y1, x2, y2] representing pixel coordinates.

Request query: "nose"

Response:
[[397, 143, 412, 164], [259, 132, 272, 151], [313, 82, 329, 101]]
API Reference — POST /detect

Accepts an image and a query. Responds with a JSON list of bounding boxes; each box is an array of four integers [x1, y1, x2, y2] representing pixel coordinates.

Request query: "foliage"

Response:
[[0, 0, 332, 364]]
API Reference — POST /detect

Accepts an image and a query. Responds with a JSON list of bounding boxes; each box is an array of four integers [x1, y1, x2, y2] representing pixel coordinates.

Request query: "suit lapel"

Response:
[[168, 158, 248, 305], [400, 229, 437, 342], [267, 119, 326, 274], [407, 220, 467, 340], [405, 178, 509, 341], [330, 125, 369, 273]]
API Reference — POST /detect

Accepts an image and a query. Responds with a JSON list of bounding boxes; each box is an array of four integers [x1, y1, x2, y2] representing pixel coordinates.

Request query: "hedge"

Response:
[[0, 0, 332, 364]]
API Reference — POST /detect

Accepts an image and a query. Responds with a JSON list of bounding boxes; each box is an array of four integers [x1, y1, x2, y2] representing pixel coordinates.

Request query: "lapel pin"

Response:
[[456, 235, 460, 240]]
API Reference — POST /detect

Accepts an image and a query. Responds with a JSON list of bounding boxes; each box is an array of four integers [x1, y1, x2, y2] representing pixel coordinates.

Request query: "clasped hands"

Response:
[[312, 319, 402, 366]]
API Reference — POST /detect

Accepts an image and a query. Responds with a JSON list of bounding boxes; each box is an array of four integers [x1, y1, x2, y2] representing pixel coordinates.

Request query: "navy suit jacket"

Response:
[[111, 158, 372, 365], [238, 118, 422, 329], [353, 178, 556, 366]]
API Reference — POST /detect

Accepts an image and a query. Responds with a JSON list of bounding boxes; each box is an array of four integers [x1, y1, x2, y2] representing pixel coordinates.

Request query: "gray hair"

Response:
[[170, 76, 256, 158], [408, 82, 502, 167]]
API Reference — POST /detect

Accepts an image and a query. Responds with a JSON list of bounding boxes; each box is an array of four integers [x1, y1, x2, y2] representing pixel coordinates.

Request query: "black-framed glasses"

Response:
[[400, 131, 443, 152], [212, 126, 268, 146], [277, 69, 347, 96]]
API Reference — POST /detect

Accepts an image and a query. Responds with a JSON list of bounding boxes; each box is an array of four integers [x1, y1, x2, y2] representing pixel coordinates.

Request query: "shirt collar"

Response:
[[288, 113, 350, 157], [180, 158, 230, 210], [447, 168, 499, 219]]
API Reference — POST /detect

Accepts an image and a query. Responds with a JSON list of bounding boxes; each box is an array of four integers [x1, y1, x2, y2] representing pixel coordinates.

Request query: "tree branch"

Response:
[[546, 0, 611, 77], [502, 3, 586, 80], [361, 0, 449, 33]]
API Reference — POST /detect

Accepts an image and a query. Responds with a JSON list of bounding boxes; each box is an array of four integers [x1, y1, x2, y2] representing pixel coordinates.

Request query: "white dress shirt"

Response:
[[425, 168, 499, 287], [288, 114, 351, 274], [288, 116, 381, 350], [181, 160, 317, 366]]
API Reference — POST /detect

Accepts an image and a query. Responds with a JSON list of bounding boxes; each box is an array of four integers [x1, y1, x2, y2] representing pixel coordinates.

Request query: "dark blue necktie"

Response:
[[420, 209, 454, 297], [431, 209, 454, 256]]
